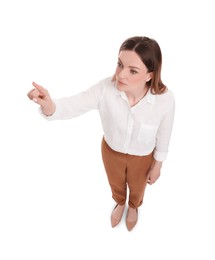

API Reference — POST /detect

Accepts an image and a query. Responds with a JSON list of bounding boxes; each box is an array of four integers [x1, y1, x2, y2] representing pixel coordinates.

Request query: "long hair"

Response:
[[118, 36, 166, 94]]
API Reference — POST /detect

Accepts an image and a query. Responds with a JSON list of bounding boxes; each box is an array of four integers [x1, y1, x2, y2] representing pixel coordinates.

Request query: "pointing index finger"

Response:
[[32, 82, 47, 95]]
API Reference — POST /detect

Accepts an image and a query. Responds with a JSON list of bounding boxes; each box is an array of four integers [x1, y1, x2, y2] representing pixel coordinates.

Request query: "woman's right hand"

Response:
[[27, 82, 56, 116]]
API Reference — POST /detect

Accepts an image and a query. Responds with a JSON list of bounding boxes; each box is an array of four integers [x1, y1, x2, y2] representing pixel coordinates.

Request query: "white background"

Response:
[[0, 0, 215, 259]]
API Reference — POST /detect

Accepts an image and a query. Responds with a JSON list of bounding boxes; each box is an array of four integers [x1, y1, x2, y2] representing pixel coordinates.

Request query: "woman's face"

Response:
[[115, 50, 152, 93]]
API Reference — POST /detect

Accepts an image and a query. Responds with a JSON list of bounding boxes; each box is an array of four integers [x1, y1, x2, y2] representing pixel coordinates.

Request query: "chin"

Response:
[[116, 85, 124, 91], [116, 82, 126, 90]]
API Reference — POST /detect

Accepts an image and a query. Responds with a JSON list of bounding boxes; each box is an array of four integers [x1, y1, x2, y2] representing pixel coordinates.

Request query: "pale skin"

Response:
[[115, 50, 162, 185], [27, 50, 162, 222], [27, 50, 162, 186], [111, 50, 163, 222]]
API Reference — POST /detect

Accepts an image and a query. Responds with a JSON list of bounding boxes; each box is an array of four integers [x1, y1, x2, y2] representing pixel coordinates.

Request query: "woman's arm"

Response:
[[28, 79, 107, 120], [148, 94, 175, 185], [147, 160, 162, 185]]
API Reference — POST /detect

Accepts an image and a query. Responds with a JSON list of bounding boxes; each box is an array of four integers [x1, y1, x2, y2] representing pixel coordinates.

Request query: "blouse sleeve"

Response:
[[153, 95, 175, 161], [39, 79, 106, 120]]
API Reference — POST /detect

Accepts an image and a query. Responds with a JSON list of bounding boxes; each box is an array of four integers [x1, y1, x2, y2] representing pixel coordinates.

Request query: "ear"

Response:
[[146, 72, 153, 82]]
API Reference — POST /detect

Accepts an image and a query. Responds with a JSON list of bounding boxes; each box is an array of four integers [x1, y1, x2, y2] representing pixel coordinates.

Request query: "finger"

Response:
[[30, 90, 44, 102], [27, 89, 34, 99], [147, 178, 154, 185], [27, 89, 38, 100], [28, 89, 44, 100], [32, 96, 46, 107], [32, 82, 48, 96]]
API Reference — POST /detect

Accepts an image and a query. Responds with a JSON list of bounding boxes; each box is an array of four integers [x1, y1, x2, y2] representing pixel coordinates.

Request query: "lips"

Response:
[[118, 80, 127, 85]]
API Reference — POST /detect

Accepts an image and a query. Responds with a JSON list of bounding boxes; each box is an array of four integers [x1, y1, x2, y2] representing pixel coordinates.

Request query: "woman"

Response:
[[27, 36, 175, 231]]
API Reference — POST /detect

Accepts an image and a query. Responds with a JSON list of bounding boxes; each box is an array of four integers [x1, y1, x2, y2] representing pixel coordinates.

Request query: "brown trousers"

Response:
[[101, 138, 154, 208]]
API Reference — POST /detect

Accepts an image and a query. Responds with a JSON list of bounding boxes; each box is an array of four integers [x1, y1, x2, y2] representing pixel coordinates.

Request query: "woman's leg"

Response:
[[101, 138, 127, 205], [101, 138, 127, 227], [126, 152, 154, 208], [126, 152, 154, 230]]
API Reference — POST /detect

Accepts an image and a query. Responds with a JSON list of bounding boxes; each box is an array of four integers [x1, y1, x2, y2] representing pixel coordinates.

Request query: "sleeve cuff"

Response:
[[153, 149, 168, 162], [38, 100, 60, 121]]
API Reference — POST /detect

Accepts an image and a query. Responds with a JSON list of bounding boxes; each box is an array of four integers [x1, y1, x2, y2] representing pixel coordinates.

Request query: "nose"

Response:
[[118, 68, 127, 79]]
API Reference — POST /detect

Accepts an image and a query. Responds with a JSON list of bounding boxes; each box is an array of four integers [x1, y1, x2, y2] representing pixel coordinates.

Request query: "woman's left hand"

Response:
[[147, 160, 162, 185]]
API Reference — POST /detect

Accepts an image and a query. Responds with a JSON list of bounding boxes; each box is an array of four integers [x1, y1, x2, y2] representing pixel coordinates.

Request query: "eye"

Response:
[[117, 61, 123, 68], [130, 69, 138, 75]]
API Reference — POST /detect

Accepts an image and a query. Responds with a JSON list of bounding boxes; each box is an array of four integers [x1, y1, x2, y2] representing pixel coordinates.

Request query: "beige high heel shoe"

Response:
[[111, 204, 126, 228], [126, 207, 138, 231]]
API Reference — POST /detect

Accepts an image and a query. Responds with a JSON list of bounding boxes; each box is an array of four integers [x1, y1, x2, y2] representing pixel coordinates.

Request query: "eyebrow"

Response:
[[118, 58, 141, 70]]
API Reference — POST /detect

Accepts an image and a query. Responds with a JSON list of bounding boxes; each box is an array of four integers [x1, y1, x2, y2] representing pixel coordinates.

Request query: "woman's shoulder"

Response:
[[154, 89, 175, 111], [98, 76, 115, 86], [157, 88, 174, 101], [97, 76, 118, 95], [88, 76, 114, 92]]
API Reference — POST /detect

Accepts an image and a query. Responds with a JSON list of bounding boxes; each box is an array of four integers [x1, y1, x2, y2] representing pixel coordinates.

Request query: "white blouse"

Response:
[[42, 77, 175, 161]]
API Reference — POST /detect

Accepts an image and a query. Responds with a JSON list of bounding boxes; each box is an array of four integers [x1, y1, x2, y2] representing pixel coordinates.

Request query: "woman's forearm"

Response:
[[152, 160, 163, 169]]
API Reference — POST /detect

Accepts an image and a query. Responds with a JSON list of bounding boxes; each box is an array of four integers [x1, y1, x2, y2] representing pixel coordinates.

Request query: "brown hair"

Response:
[[118, 36, 166, 94]]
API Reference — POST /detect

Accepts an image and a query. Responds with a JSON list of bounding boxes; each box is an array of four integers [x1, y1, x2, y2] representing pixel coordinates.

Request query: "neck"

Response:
[[125, 87, 149, 107]]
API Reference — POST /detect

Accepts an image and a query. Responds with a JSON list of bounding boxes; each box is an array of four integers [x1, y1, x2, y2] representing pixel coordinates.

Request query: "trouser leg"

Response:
[[126, 152, 154, 208], [101, 138, 127, 205]]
